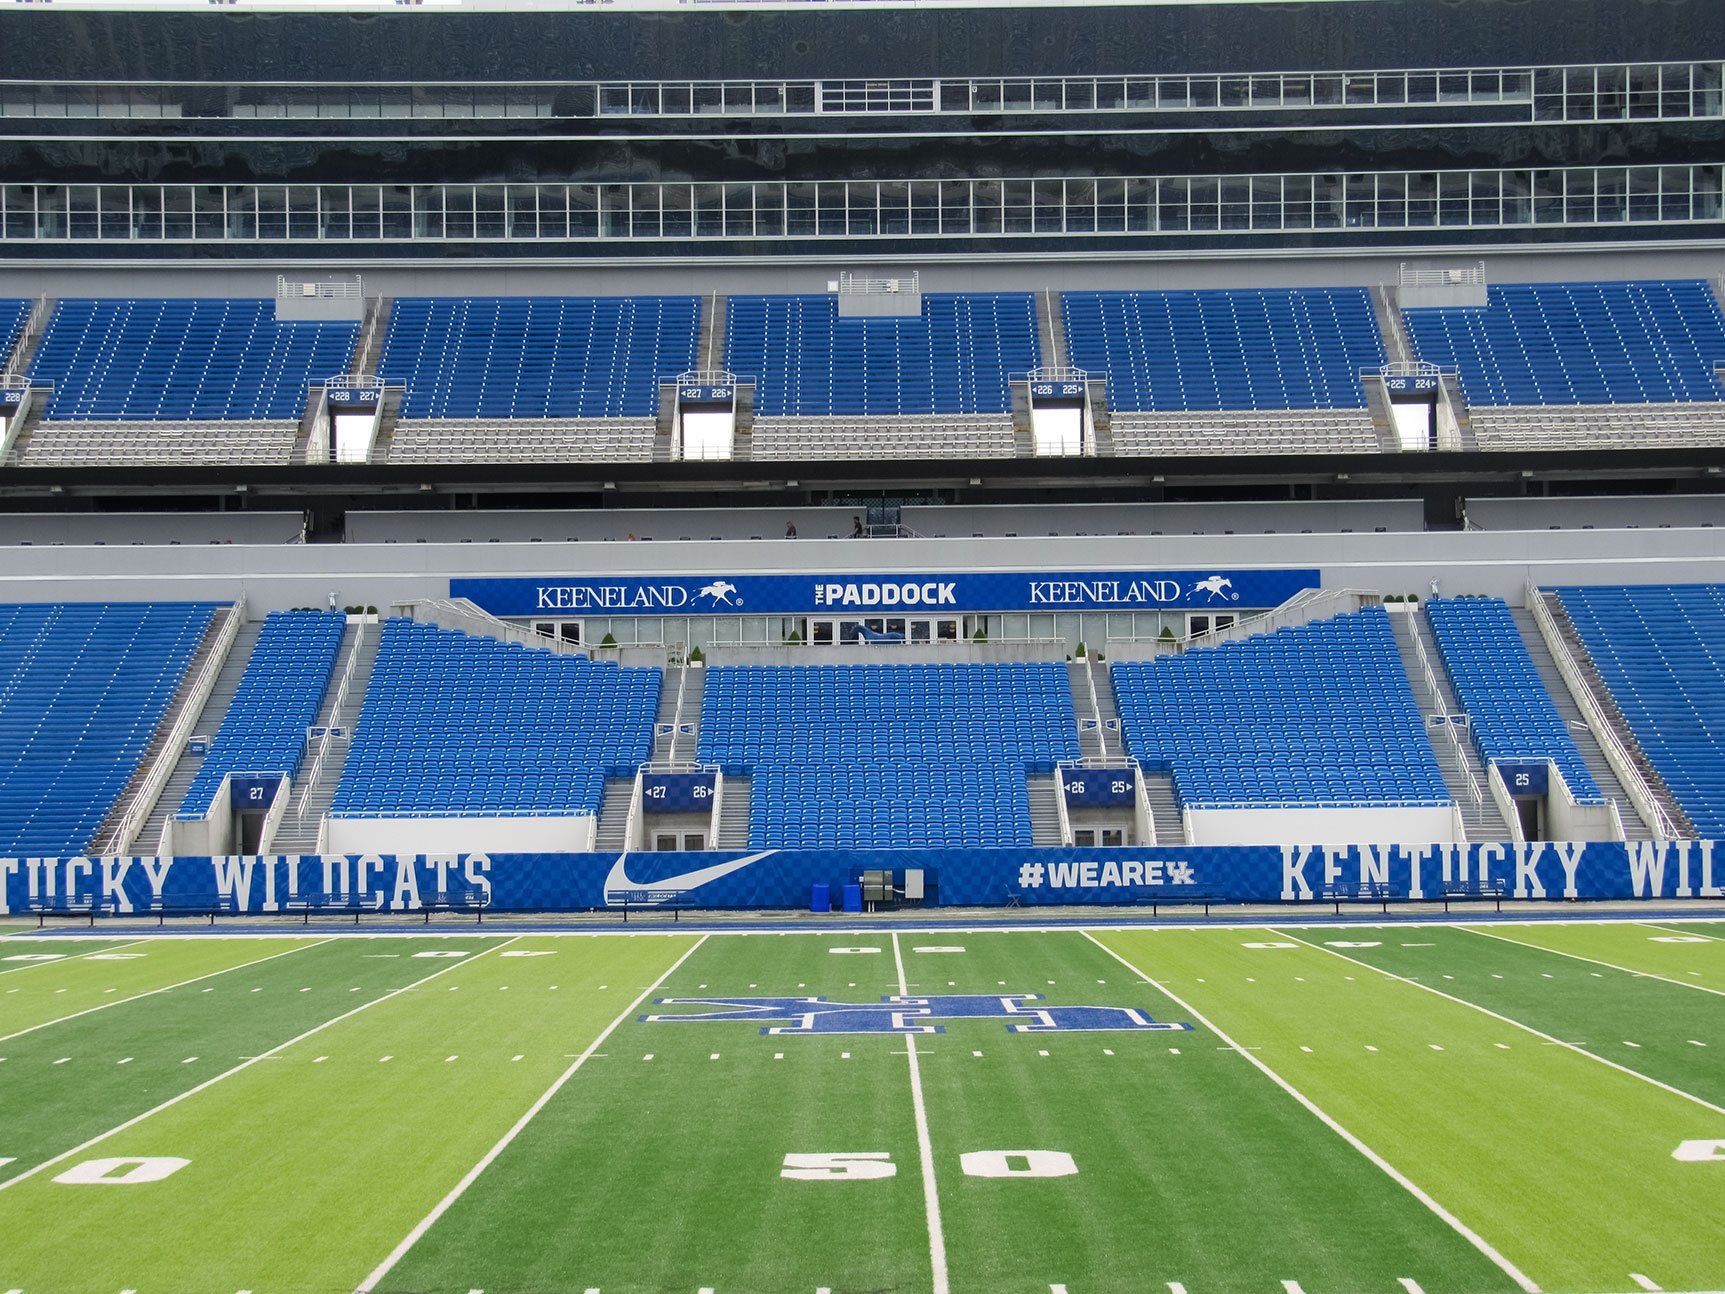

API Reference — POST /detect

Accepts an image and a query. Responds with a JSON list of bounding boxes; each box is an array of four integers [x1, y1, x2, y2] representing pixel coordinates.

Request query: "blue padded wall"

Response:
[[724, 293, 1039, 416], [1424, 598, 1601, 799], [0, 602, 218, 854], [1557, 584, 1725, 836], [1113, 608, 1448, 807], [698, 663, 1078, 848], [379, 296, 701, 419], [1402, 280, 1725, 406], [1061, 288, 1384, 412], [178, 611, 347, 817], [29, 299, 358, 421], [330, 620, 660, 819]]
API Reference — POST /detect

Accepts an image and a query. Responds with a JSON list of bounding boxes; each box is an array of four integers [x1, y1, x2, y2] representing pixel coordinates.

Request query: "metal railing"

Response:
[[1146, 587, 1379, 656], [392, 597, 589, 656], [837, 270, 920, 295], [1400, 262, 1486, 288], [1401, 604, 1485, 813], [293, 619, 366, 828], [102, 597, 244, 856], [1525, 580, 1681, 841], [278, 276, 363, 300]]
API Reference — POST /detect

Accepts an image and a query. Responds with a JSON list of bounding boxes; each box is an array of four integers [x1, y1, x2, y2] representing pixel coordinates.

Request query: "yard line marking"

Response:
[[0, 937, 151, 976], [1283, 1281, 1306, 1293], [1399, 1280, 1426, 1294], [0, 936, 520, 1194], [1277, 931, 1725, 1119], [893, 930, 950, 1294], [1629, 1274, 1663, 1291], [0, 938, 333, 1046], [1084, 932, 1540, 1294], [1463, 926, 1725, 998], [356, 935, 709, 1294], [1168, 1285, 1188, 1294], [1640, 922, 1725, 944]]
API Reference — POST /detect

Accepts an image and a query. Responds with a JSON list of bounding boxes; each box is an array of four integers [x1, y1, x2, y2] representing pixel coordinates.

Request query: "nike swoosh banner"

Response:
[[0, 840, 1719, 915]]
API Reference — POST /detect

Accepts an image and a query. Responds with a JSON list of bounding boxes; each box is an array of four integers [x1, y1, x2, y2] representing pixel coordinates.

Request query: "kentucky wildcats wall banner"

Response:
[[450, 568, 1322, 617], [2, 841, 1721, 916]]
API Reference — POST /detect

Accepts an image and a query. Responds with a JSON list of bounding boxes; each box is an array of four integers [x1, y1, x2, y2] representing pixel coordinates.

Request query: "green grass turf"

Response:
[[0, 936, 319, 1038], [0, 937, 519, 1178], [382, 930, 1514, 1294], [1296, 923, 1725, 1103], [1100, 926, 1725, 1294], [1483, 919, 1725, 990], [0, 933, 696, 1294]]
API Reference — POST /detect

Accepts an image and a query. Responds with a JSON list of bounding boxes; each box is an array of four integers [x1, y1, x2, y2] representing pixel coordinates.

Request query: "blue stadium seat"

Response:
[[1403, 280, 1725, 407], [28, 299, 358, 421], [697, 663, 1078, 848], [1112, 608, 1449, 807], [0, 300, 33, 371], [1424, 598, 1602, 800], [1556, 584, 1725, 836], [724, 293, 1039, 417], [178, 611, 347, 817], [1061, 288, 1384, 413], [379, 296, 701, 419], [0, 602, 219, 854], [329, 620, 660, 819]]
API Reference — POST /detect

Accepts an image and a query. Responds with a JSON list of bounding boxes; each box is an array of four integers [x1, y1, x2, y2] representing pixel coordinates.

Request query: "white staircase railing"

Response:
[[1400, 604, 1485, 818], [1525, 581, 1681, 841], [293, 620, 366, 828], [392, 597, 587, 655]]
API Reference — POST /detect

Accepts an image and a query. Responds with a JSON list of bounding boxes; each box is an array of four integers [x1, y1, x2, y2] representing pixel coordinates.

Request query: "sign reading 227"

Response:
[[642, 994, 1191, 1035]]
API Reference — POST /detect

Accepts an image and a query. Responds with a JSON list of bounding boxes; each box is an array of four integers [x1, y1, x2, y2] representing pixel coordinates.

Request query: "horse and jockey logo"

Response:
[[696, 580, 743, 607], [643, 994, 1191, 1035], [1188, 575, 1238, 603]]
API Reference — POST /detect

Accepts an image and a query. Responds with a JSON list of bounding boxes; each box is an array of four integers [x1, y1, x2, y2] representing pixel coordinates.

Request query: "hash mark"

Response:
[[116, 1057, 132, 1065], [1623, 1041, 1641, 1049], [1283, 1282, 1307, 1294], [379, 1055, 393, 1063], [1691, 1040, 1709, 1047], [643, 1054, 654, 1062], [512, 1055, 524, 1062], [183, 1056, 198, 1064], [313, 1057, 327, 1064], [1038, 1050, 1049, 1057], [709, 1053, 720, 1061], [1103, 1048, 1115, 1057], [1629, 1275, 1663, 1292]]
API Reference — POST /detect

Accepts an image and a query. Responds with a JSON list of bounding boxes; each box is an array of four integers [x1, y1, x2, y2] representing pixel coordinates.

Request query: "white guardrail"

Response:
[[392, 597, 588, 656], [106, 597, 245, 855], [1402, 604, 1485, 814], [294, 619, 366, 828], [1525, 580, 1681, 841]]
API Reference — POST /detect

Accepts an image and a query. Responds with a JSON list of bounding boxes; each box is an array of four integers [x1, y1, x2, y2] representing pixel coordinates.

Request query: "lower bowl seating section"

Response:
[[0, 602, 218, 854], [1555, 584, 1725, 836], [698, 663, 1079, 848], [725, 293, 1039, 417], [1403, 280, 1725, 406], [178, 611, 347, 817], [28, 299, 359, 421], [380, 296, 701, 419], [1112, 608, 1449, 806], [1423, 598, 1601, 799], [1062, 288, 1385, 412], [329, 620, 660, 818]]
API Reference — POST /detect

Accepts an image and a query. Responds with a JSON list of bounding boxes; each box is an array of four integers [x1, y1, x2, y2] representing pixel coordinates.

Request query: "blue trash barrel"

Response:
[[841, 883, 863, 913], [810, 883, 831, 914]]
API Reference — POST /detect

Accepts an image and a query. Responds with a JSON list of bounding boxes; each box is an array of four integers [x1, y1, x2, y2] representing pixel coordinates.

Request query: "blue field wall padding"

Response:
[[1112, 607, 1448, 807], [697, 662, 1079, 848], [1423, 597, 1601, 798], [328, 618, 660, 819], [724, 293, 1039, 417], [1061, 288, 1385, 413], [0, 602, 219, 855], [378, 296, 701, 419], [28, 299, 359, 421], [1557, 584, 1725, 836], [5, 840, 1722, 916], [179, 611, 347, 817], [1402, 280, 1725, 406]]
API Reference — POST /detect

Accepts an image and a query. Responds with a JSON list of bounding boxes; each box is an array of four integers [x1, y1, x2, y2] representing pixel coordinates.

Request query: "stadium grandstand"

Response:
[[1, 3, 1725, 1292]]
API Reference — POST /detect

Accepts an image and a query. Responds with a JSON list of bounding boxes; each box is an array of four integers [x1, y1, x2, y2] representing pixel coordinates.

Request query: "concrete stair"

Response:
[[594, 776, 636, 850], [1141, 771, 1184, 845], [716, 774, 751, 848], [1507, 605, 1655, 840], [1027, 773, 1064, 846], [1388, 608, 1514, 840], [272, 623, 379, 854], [1070, 661, 1104, 758], [133, 617, 265, 854]]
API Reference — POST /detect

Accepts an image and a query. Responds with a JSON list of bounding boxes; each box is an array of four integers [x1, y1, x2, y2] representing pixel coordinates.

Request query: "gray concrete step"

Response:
[[716, 774, 751, 849], [1026, 773, 1064, 847], [1140, 770, 1184, 846]]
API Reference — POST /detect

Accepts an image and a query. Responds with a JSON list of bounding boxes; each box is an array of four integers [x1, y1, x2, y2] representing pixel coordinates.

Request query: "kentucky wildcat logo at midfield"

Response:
[[643, 994, 1191, 1035]]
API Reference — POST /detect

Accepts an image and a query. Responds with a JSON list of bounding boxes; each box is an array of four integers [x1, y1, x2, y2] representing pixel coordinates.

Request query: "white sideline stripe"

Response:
[[0, 936, 152, 976], [0, 936, 521, 1194], [1278, 931, 1725, 1119], [893, 930, 950, 1294], [1082, 932, 1540, 1294], [1463, 926, 1725, 998], [1629, 1274, 1663, 1291], [0, 938, 333, 1045], [356, 935, 710, 1294]]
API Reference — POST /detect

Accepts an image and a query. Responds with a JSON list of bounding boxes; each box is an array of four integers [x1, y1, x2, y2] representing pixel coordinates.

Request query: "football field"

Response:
[[0, 918, 1722, 1294]]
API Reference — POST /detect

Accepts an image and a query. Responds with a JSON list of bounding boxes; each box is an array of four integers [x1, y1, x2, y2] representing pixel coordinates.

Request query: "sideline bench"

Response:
[[28, 895, 99, 927], [1125, 887, 1224, 916], [281, 892, 368, 925], [1319, 880, 1394, 915], [140, 897, 226, 927], [1442, 878, 1509, 913], [610, 888, 689, 922], [420, 886, 490, 924]]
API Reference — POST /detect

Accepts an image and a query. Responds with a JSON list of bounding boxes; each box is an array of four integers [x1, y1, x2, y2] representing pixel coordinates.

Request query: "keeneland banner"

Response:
[[450, 569, 1323, 618], [2, 840, 1720, 915]]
